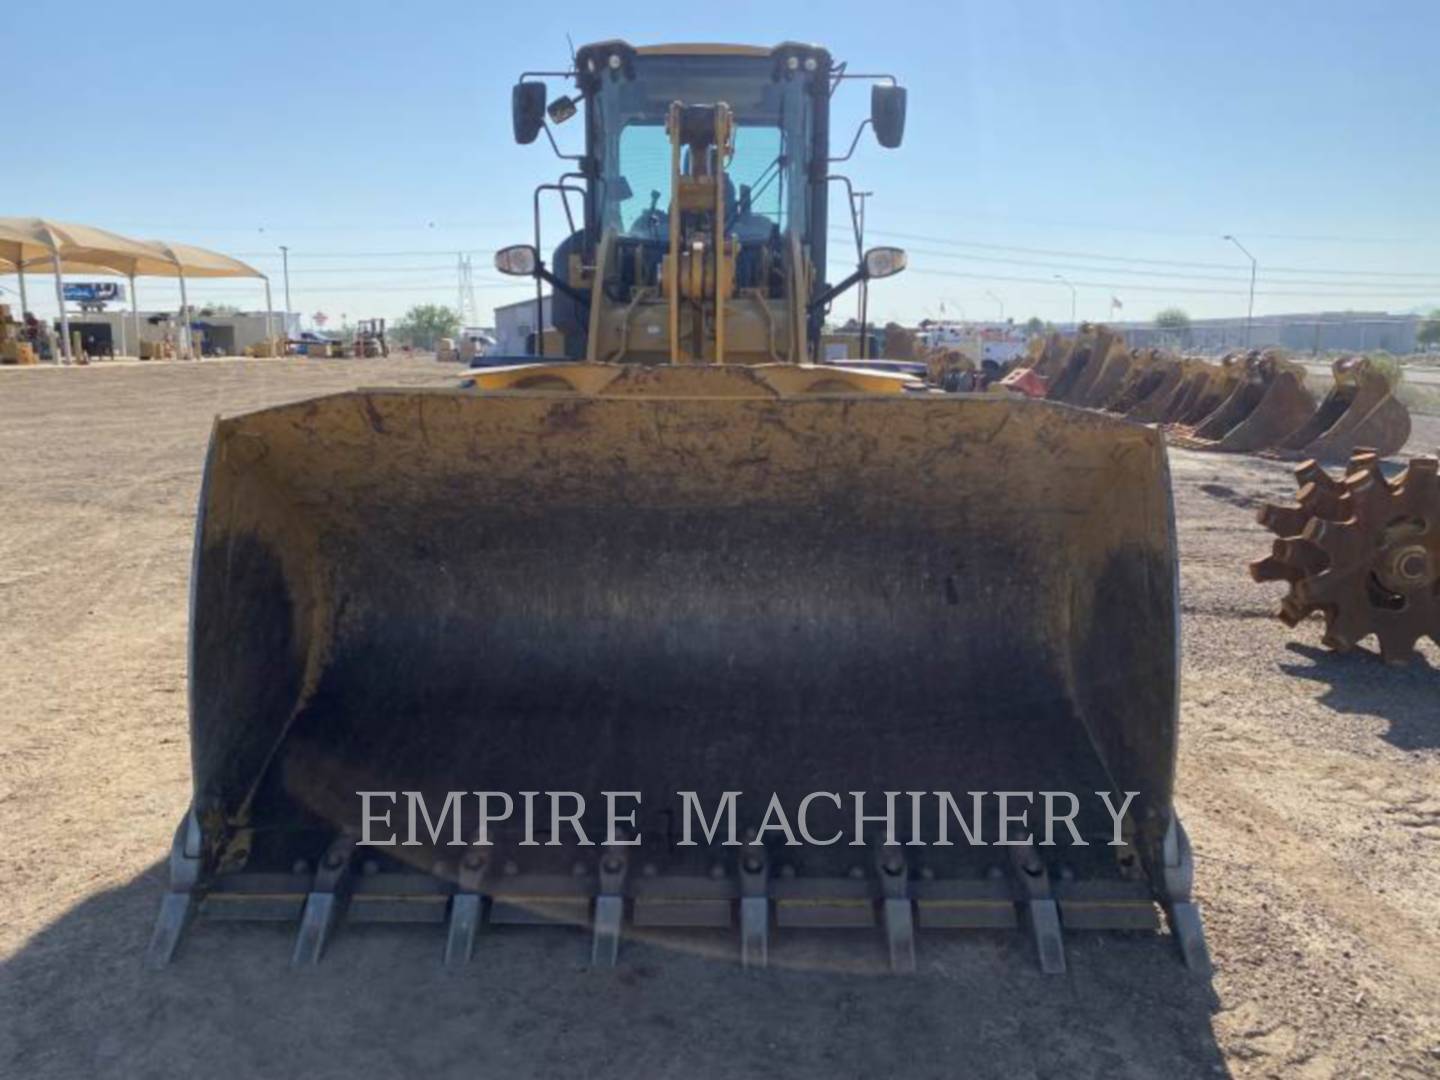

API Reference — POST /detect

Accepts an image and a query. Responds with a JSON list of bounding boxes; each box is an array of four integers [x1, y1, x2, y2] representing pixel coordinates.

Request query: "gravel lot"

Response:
[[1, 357, 1437, 1079]]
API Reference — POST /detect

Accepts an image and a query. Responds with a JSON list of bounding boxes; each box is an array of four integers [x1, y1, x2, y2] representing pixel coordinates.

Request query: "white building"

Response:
[[63, 309, 299, 357], [492, 296, 552, 357]]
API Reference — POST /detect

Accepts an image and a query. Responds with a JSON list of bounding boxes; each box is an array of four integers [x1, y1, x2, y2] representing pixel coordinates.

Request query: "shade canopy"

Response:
[[0, 217, 160, 271], [2, 219, 273, 361]]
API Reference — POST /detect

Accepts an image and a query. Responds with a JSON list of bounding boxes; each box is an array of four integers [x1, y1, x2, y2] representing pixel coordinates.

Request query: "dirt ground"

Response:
[[1, 357, 1437, 1079]]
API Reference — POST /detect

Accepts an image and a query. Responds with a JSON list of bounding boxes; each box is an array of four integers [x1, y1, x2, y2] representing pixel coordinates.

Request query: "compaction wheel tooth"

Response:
[[1377, 628, 1422, 667], [1345, 448, 1380, 478], [1295, 459, 1343, 493], [1272, 537, 1329, 575], [1250, 555, 1298, 583], [1278, 595, 1316, 628], [1256, 502, 1311, 538], [1296, 481, 1350, 522]]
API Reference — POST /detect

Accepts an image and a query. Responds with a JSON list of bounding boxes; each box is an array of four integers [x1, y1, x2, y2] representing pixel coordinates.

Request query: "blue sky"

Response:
[[7, 0, 1439, 328]]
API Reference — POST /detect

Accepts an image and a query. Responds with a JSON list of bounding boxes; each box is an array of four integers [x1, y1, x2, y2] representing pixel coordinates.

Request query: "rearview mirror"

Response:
[[546, 95, 578, 125], [864, 246, 907, 279], [871, 85, 907, 149], [494, 244, 538, 276], [512, 82, 546, 144]]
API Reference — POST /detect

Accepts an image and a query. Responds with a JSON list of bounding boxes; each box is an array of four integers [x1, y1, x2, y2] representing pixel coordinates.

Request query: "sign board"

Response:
[[63, 282, 126, 303]]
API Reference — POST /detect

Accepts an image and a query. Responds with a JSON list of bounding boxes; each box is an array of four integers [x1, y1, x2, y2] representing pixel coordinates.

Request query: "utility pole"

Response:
[[1053, 274, 1076, 327], [1222, 234, 1257, 347], [852, 190, 873, 358], [279, 245, 292, 313], [985, 289, 1004, 322]]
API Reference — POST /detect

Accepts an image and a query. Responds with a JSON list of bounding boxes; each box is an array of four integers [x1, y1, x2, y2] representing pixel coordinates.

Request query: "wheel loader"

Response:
[[150, 40, 1208, 975]]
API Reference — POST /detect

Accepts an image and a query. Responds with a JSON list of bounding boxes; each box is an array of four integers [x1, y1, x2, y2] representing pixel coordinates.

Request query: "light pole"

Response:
[[852, 190, 873, 358], [279, 245, 292, 314], [1054, 274, 1076, 327], [984, 290, 1004, 322], [1222, 234, 1256, 347]]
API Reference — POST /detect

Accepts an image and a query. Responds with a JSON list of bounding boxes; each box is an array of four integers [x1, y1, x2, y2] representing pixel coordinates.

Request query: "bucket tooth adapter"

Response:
[[151, 40, 1207, 974]]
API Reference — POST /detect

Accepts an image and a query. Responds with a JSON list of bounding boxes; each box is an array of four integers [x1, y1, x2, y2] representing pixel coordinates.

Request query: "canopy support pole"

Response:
[[263, 276, 274, 355], [17, 267, 27, 314], [130, 273, 140, 359], [51, 253, 73, 364], [178, 271, 191, 359]]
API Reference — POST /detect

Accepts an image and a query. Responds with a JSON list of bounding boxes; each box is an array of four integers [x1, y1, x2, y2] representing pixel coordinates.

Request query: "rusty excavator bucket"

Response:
[[1117, 352, 1189, 423], [1269, 356, 1411, 461], [1075, 339, 1142, 409], [148, 365, 1207, 975], [1044, 325, 1119, 405], [1169, 350, 1316, 452]]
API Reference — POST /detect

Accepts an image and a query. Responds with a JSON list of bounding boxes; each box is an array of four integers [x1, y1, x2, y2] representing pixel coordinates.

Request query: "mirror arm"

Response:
[[827, 118, 873, 164], [808, 266, 867, 316], [541, 122, 584, 163], [535, 264, 590, 307]]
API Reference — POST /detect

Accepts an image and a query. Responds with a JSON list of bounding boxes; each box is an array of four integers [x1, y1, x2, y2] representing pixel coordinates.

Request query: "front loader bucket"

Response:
[[1271, 356, 1411, 461], [152, 366, 1205, 973]]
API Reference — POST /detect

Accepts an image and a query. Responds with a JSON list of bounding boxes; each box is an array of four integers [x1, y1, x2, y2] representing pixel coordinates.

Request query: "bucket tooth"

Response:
[[1160, 818, 1211, 975], [444, 850, 491, 966], [738, 846, 770, 970], [146, 811, 203, 968], [590, 846, 630, 967], [291, 835, 357, 966], [875, 842, 916, 974], [147, 893, 196, 970], [1008, 841, 1065, 975]]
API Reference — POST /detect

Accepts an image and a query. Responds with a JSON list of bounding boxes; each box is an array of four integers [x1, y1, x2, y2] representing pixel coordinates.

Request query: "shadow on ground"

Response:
[[1281, 642, 1440, 750], [1, 862, 1229, 1080]]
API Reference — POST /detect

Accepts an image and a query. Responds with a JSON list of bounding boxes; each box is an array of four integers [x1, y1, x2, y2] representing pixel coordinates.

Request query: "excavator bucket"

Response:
[[1170, 350, 1316, 452], [1172, 356, 1241, 426], [1119, 353, 1188, 422], [1044, 325, 1120, 405], [1270, 356, 1411, 461], [1076, 340, 1140, 409], [149, 365, 1206, 973]]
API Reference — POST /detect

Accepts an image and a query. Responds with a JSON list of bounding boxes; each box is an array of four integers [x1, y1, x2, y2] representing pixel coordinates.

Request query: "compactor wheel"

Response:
[[1251, 450, 1440, 664]]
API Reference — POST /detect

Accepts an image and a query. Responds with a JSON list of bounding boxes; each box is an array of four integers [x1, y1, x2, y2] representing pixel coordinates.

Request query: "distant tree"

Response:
[[1154, 308, 1191, 332], [1418, 309, 1440, 349], [1024, 316, 1044, 336], [392, 304, 461, 350], [199, 303, 241, 316], [883, 321, 916, 359]]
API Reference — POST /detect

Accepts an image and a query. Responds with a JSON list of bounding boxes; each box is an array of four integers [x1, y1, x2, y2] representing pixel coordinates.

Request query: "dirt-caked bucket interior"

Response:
[[189, 389, 1179, 887]]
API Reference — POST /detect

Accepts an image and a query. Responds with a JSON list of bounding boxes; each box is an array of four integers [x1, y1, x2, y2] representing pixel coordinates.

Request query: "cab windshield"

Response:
[[590, 54, 814, 243]]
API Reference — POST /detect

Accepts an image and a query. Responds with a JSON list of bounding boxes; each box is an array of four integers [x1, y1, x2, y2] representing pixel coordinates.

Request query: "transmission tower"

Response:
[[456, 253, 480, 328]]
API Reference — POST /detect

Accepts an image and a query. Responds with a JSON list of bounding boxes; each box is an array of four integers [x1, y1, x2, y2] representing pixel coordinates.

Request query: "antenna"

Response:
[[565, 32, 577, 65]]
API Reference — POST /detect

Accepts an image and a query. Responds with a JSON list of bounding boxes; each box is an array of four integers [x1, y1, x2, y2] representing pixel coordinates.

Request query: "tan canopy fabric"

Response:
[[0, 218, 166, 360], [2, 220, 272, 360], [141, 240, 262, 279]]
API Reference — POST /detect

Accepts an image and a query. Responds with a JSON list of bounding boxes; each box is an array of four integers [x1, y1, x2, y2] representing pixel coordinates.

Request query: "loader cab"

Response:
[[502, 41, 907, 363]]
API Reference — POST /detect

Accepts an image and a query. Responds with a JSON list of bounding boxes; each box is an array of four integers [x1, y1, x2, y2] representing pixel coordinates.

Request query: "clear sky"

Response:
[[7, 0, 1439, 329]]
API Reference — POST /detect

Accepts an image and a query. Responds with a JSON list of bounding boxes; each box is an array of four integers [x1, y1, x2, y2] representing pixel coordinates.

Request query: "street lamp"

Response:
[[279, 245, 292, 314], [984, 290, 1004, 322], [1222, 234, 1257, 347], [1053, 274, 1076, 327]]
